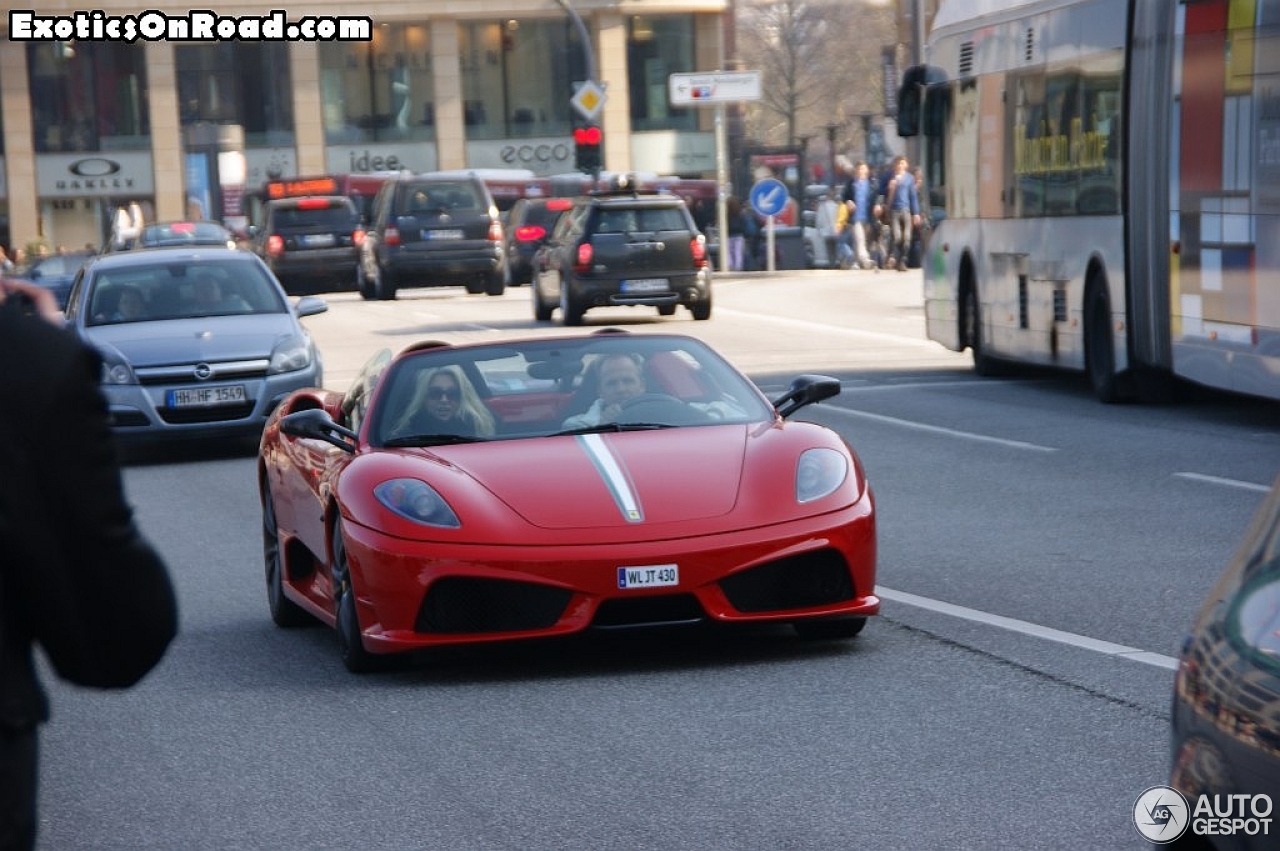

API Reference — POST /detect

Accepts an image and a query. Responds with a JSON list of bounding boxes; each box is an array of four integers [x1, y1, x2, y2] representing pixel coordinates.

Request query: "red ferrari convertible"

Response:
[[258, 329, 878, 671]]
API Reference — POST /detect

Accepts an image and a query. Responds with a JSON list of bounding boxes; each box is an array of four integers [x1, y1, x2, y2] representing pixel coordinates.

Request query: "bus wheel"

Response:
[[1085, 280, 1130, 403], [963, 280, 1000, 376]]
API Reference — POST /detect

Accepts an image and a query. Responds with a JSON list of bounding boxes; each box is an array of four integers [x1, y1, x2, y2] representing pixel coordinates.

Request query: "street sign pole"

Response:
[[715, 103, 729, 275], [766, 216, 776, 273], [669, 71, 762, 276]]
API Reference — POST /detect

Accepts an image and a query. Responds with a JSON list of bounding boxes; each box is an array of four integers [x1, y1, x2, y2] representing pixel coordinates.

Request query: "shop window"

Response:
[[627, 15, 697, 132], [177, 44, 294, 148], [27, 42, 149, 153], [460, 19, 581, 141], [319, 24, 434, 144]]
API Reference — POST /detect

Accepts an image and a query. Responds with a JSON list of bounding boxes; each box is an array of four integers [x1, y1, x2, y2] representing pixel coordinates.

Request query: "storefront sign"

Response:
[[629, 130, 716, 175], [36, 152, 155, 197], [468, 138, 575, 175], [325, 143, 436, 175]]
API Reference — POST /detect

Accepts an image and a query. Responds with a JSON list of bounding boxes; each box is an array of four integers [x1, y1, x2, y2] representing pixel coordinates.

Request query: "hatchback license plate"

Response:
[[425, 229, 464, 240], [621, 278, 669, 293], [617, 564, 679, 589], [168, 385, 246, 408]]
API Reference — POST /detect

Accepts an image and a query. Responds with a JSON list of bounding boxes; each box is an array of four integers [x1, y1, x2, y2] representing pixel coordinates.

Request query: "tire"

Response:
[[372, 263, 397, 301], [1085, 278, 1130, 403], [357, 259, 376, 301], [690, 286, 713, 321], [561, 281, 585, 326], [485, 271, 506, 297], [793, 616, 866, 640], [657, 304, 677, 316], [331, 524, 387, 673], [263, 479, 311, 628], [962, 279, 1001, 376], [464, 277, 486, 295], [532, 279, 554, 322]]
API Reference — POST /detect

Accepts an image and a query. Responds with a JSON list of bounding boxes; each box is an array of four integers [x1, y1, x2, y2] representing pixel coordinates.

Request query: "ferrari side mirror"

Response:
[[772, 375, 841, 419], [280, 408, 357, 452]]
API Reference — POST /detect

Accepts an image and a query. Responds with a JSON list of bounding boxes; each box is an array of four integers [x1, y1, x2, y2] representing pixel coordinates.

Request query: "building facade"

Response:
[[0, 1, 728, 253]]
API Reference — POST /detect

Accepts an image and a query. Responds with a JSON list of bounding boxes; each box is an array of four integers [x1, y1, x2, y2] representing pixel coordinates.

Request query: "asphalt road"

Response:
[[34, 269, 1280, 850]]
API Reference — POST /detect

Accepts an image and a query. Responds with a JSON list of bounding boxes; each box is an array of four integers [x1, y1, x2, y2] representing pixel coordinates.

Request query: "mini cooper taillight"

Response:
[[691, 233, 708, 268], [574, 241, 594, 274]]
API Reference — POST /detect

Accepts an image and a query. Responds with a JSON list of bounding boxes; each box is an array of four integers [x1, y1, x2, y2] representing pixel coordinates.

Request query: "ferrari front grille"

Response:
[[415, 577, 572, 634], [592, 594, 705, 629], [719, 549, 854, 613]]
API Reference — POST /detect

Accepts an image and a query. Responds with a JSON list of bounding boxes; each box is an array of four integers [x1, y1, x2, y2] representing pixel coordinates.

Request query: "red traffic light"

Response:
[[573, 125, 602, 145]]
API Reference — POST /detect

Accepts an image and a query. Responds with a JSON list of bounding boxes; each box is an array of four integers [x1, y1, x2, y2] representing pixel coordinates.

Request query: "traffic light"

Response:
[[574, 125, 602, 173]]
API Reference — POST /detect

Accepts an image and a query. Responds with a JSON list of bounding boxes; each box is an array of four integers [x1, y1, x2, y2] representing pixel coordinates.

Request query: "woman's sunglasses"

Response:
[[427, 386, 460, 401]]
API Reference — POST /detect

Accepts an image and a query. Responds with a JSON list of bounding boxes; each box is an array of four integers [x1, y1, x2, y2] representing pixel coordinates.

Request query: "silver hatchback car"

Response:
[[63, 247, 326, 443]]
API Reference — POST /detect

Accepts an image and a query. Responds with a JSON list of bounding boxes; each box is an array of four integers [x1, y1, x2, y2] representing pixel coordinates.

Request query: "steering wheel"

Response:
[[616, 393, 711, 425]]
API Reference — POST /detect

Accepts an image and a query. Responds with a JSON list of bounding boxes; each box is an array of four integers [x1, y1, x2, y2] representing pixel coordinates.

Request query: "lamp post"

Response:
[[825, 122, 841, 189]]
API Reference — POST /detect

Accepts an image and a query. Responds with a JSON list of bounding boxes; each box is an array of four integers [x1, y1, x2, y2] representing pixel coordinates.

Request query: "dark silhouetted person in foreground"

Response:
[[0, 279, 178, 851]]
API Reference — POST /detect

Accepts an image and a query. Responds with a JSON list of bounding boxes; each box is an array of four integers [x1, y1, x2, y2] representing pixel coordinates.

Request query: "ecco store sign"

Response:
[[37, 152, 156, 198]]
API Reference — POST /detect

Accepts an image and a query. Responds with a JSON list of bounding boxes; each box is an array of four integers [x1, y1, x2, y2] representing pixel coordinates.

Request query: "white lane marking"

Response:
[[878, 587, 1179, 670], [1173, 472, 1271, 494], [814, 404, 1058, 452], [714, 306, 944, 349]]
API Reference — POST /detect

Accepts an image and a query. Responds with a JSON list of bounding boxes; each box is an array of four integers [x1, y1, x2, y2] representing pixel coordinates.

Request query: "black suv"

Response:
[[531, 186, 711, 325], [253, 196, 363, 295], [359, 173, 505, 301]]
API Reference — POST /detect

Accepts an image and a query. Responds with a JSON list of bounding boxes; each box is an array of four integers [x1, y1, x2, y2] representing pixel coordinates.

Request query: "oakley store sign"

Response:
[[36, 152, 156, 197]]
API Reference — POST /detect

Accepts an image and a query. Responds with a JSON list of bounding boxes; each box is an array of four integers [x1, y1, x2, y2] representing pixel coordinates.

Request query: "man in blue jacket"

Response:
[[885, 155, 921, 272]]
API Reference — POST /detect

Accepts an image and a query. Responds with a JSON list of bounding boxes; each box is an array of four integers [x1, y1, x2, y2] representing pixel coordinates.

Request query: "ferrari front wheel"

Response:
[[262, 479, 310, 628], [793, 616, 866, 640], [331, 524, 387, 673]]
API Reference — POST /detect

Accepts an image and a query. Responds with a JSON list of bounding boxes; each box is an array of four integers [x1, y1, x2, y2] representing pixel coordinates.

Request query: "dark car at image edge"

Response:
[[1169, 471, 1280, 850]]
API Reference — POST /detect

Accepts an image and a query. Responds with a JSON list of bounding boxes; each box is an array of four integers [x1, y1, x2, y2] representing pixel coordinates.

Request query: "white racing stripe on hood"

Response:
[[577, 433, 644, 523]]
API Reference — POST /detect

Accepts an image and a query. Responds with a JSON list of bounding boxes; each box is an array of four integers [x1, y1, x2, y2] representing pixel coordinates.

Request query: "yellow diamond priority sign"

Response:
[[571, 80, 606, 122]]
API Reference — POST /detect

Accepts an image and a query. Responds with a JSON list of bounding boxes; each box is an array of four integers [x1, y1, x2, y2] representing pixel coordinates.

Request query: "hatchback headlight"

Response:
[[269, 335, 313, 374], [99, 351, 138, 385], [795, 448, 848, 504], [374, 479, 461, 528]]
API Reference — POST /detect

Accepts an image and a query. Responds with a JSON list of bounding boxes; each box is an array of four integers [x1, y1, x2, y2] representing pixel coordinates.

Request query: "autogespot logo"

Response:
[[1134, 785, 1189, 844]]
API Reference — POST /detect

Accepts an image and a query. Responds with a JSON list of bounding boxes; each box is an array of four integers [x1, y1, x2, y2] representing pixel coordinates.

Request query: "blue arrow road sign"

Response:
[[750, 178, 789, 217]]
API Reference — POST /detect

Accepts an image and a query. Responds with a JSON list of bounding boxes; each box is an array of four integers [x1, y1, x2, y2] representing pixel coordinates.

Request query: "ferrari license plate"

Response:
[[168, 385, 246, 408], [621, 278, 668, 293], [617, 564, 679, 589]]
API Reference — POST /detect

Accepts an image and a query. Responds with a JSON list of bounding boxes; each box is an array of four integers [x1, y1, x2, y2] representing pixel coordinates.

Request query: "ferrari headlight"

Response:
[[373, 478, 461, 528], [269, 335, 313, 375], [795, 448, 848, 504]]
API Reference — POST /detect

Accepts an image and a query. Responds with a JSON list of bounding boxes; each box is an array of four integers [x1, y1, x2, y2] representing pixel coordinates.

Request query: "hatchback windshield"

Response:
[[86, 258, 288, 325]]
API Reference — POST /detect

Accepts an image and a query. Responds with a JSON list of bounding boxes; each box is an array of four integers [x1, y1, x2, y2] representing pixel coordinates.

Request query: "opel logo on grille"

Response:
[[193, 363, 214, 381]]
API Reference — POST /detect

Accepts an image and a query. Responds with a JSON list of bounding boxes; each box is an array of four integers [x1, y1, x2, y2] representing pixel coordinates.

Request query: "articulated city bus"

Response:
[[901, 0, 1280, 402]]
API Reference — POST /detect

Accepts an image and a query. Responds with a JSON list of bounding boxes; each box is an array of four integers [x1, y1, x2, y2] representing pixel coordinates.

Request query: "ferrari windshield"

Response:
[[368, 334, 774, 445]]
